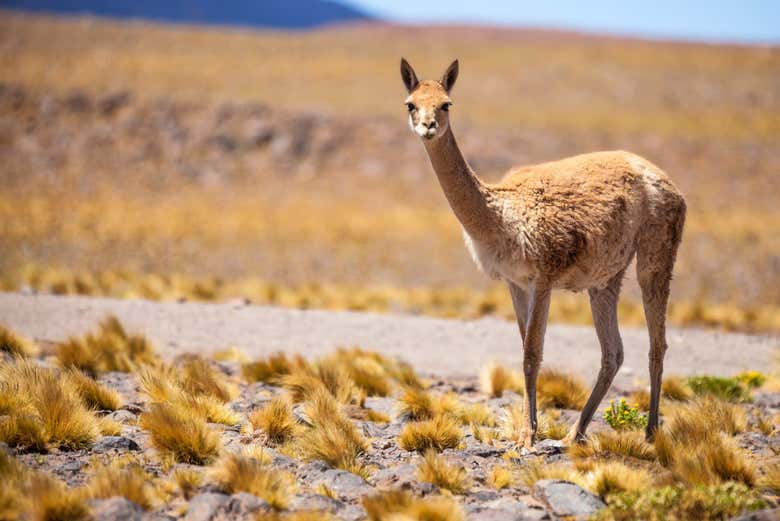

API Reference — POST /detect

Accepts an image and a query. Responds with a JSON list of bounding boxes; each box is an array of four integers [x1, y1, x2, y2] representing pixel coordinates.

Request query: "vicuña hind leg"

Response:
[[519, 285, 551, 447], [638, 206, 685, 439], [567, 270, 626, 442]]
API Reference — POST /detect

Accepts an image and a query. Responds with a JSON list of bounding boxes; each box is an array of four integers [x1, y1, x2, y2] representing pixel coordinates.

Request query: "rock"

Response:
[[184, 493, 230, 521], [729, 508, 780, 521], [297, 460, 331, 481], [364, 396, 396, 418], [93, 436, 140, 453], [468, 490, 501, 502], [339, 504, 367, 521], [220, 492, 270, 518], [291, 493, 343, 513], [90, 497, 144, 521], [314, 469, 373, 498], [534, 439, 565, 455], [462, 440, 503, 458], [471, 497, 551, 520], [370, 464, 417, 489], [533, 480, 605, 519], [56, 460, 85, 474], [108, 410, 138, 424]]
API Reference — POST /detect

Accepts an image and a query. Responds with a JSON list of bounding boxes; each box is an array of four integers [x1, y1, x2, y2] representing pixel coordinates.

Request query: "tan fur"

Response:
[[400, 59, 686, 445]]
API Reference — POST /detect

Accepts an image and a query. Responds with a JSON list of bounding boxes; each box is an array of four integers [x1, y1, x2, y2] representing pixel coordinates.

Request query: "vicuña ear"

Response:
[[400, 58, 419, 93], [441, 59, 459, 93]]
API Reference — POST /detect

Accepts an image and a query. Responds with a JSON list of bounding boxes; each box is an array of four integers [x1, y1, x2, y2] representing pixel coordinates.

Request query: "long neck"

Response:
[[423, 127, 498, 238]]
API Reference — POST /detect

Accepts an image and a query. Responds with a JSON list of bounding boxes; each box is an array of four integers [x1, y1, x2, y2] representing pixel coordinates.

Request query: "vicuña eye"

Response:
[[406, 103, 416, 112], [441, 102, 452, 111]]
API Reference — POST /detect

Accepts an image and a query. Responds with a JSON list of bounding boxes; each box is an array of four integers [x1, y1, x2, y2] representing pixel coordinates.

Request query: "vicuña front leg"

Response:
[[568, 271, 625, 443], [520, 285, 551, 448]]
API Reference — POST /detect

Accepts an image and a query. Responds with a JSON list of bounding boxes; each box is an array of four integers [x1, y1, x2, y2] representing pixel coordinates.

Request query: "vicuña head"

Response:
[[400, 58, 458, 141]]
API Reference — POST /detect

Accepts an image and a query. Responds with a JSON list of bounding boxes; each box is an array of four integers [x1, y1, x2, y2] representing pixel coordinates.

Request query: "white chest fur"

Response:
[[462, 229, 536, 287]]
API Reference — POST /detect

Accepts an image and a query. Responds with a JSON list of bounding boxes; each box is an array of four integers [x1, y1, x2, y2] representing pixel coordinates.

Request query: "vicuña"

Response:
[[400, 58, 686, 445]]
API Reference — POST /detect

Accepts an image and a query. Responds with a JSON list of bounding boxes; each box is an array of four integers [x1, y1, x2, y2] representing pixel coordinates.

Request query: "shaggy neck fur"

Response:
[[422, 127, 498, 239]]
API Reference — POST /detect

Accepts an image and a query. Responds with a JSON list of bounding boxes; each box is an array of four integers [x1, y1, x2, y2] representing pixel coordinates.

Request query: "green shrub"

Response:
[[603, 399, 648, 431], [734, 371, 766, 390], [686, 376, 750, 402], [592, 482, 765, 521]]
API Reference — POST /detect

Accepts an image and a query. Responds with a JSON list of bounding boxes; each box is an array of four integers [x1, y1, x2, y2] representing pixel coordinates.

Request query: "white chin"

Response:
[[416, 129, 438, 139]]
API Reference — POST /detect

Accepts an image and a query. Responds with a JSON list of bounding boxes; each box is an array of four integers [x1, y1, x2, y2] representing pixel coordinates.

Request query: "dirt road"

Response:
[[1, 292, 776, 387]]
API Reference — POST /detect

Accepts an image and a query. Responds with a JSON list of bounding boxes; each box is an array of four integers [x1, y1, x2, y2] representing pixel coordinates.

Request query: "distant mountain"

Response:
[[0, 0, 374, 29]]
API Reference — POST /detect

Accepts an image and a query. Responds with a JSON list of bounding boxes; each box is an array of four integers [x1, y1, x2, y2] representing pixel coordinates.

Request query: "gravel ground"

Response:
[[0, 292, 777, 388]]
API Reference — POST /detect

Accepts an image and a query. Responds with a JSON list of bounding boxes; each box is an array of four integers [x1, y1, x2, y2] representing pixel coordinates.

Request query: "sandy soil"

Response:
[[1, 292, 776, 388]]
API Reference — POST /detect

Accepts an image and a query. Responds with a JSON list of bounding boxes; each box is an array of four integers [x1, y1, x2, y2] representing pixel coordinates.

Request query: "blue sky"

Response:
[[346, 0, 780, 43]]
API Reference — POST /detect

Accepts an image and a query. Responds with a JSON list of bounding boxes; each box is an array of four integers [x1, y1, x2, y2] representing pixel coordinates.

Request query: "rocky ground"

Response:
[[6, 359, 780, 521]]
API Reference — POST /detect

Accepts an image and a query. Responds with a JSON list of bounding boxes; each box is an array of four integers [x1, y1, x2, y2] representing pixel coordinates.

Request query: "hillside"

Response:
[[1, 13, 778, 331], [0, 0, 372, 28]]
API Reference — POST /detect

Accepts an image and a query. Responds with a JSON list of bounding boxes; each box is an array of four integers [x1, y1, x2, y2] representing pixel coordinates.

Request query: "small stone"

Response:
[[364, 396, 395, 418], [315, 469, 373, 498], [56, 460, 84, 474], [108, 410, 138, 424], [90, 497, 143, 521], [469, 490, 501, 502], [370, 463, 417, 488], [729, 507, 780, 521], [533, 479, 605, 519], [93, 436, 140, 453], [291, 493, 343, 512], [338, 504, 367, 521], [221, 492, 270, 517], [534, 439, 565, 455], [183, 492, 230, 521]]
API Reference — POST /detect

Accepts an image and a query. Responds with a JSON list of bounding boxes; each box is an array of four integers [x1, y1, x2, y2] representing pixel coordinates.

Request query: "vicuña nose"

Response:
[[424, 120, 438, 129]]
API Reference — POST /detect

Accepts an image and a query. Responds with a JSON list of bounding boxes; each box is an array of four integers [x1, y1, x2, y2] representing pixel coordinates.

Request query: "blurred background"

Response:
[[0, 1, 778, 331]]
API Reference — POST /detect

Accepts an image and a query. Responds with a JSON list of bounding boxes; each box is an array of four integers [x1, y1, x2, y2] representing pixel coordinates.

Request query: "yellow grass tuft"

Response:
[[249, 396, 299, 445], [63, 369, 123, 411], [488, 464, 514, 489], [56, 315, 158, 374], [86, 462, 159, 510], [0, 359, 99, 451], [652, 396, 755, 487], [177, 354, 238, 403], [417, 449, 470, 494], [0, 325, 39, 357], [241, 352, 300, 383], [662, 376, 694, 401], [537, 368, 588, 409], [588, 461, 654, 497], [139, 403, 220, 464], [671, 436, 756, 486], [568, 430, 656, 462], [297, 388, 369, 477], [480, 362, 522, 398], [628, 389, 650, 411], [279, 364, 358, 405], [399, 415, 463, 453], [0, 449, 28, 520], [26, 472, 90, 521], [170, 467, 203, 499], [362, 490, 464, 521], [212, 346, 251, 363], [397, 386, 436, 421], [97, 416, 122, 436], [209, 452, 295, 510], [322, 349, 393, 397], [758, 461, 780, 494], [138, 364, 240, 425], [518, 458, 586, 488], [499, 402, 568, 443]]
